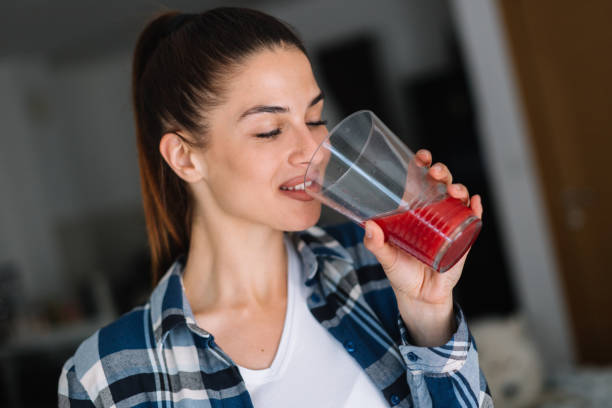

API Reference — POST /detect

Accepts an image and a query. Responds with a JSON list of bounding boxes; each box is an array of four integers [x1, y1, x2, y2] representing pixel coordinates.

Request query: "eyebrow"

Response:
[[238, 91, 325, 121]]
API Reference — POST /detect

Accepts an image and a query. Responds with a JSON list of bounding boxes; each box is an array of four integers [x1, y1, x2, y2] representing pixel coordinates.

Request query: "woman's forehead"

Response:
[[226, 47, 319, 102]]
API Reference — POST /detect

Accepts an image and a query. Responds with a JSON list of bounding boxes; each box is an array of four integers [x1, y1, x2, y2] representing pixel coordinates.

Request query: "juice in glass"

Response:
[[371, 197, 481, 272]]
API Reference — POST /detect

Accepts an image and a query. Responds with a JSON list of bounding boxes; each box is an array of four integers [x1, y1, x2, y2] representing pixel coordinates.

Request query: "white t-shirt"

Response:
[[237, 235, 389, 407]]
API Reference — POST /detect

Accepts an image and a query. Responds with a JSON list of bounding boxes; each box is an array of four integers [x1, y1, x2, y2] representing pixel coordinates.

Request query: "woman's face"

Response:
[[193, 46, 328, 231]]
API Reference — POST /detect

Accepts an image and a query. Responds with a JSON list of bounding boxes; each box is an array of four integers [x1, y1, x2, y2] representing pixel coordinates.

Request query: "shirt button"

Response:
[[309, 293, 321, 303], [407, 352, 419, 362], [344, 340, 355, 353], [390, 394, 401, 406]]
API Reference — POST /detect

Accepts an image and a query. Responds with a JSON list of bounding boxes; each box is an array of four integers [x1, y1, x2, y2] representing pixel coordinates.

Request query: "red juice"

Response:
[[371, 196, 481, 272]]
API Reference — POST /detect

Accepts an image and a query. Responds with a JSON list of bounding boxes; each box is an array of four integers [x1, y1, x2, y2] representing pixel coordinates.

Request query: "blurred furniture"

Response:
[[0, 205, 150, 406], [0, 316, 112, 407]]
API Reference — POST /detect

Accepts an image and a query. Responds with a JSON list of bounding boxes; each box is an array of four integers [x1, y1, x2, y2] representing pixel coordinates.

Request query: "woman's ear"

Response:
[[159, 132, 207, 182]]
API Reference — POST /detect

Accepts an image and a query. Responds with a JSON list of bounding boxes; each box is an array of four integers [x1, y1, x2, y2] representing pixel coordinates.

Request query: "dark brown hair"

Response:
[[132, 7, 307, 283]]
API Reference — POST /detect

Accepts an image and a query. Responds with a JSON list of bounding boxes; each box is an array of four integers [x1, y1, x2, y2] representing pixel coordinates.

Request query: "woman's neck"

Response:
[[181, 208, 288, 315]]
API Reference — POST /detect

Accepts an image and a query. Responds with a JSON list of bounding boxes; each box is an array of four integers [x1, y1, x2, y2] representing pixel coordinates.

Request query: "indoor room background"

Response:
[[0, 0, 610, 406]]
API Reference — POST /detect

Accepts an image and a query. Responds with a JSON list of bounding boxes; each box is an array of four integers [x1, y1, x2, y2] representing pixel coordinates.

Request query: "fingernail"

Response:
[[366, 225, 373, 239]]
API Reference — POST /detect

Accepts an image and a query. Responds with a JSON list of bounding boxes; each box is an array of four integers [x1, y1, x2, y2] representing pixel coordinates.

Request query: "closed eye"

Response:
[[307, 120, 328, 127], [255, 128, 281, 138], [255, 120, 327, 139]]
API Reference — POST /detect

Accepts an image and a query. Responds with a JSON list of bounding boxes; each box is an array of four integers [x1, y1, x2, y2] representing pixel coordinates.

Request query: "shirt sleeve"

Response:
[[397, 305, 493, 407], [58, 357, 96, 408]]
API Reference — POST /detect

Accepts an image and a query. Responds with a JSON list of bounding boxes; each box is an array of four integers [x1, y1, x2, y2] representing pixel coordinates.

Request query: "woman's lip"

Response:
[[278, 171, 321, 201], [279, 170, 320, 188], [279, 189, 315, 201], [280, 176, 309, 188]]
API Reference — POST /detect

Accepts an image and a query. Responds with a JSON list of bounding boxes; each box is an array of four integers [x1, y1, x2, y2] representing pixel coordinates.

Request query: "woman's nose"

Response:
[[289, 125, 327, 166]]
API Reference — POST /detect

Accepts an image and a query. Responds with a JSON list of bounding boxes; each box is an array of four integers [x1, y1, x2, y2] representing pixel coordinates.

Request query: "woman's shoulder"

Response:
[[77, 305, 153, 361], [59, 305, 154, 400]]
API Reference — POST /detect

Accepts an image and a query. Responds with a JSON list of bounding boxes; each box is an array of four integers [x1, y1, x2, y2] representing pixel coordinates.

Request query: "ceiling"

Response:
[[0, 0, 280, 60]]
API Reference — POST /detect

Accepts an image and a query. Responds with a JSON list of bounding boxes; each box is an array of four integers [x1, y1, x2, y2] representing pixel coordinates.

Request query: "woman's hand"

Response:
[[363, 149, 483, 347]]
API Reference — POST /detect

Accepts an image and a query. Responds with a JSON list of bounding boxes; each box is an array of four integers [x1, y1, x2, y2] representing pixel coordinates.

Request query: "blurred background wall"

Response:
[[1, 0, 610, 406]]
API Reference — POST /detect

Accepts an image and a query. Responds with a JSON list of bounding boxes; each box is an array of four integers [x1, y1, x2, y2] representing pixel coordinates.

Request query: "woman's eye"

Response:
[[307, 119, 328, 127], [255, 128, 281, 138], [255, 120, 327, 138]]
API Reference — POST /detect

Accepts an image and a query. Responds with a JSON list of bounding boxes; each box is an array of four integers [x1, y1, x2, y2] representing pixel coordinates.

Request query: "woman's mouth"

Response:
[[279, 177, 319, 201], [279, 180, 313, 191]]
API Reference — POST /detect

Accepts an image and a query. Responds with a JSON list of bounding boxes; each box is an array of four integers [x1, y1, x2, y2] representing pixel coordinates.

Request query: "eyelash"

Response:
[[255, 120, 328, 139]]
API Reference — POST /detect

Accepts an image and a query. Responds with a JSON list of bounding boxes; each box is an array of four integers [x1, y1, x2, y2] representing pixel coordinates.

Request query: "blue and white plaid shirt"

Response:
[[59, 223, 492, 407]]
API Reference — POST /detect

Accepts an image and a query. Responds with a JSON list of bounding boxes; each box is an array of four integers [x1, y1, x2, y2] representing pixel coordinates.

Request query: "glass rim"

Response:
[[304, 109, 376, 186]]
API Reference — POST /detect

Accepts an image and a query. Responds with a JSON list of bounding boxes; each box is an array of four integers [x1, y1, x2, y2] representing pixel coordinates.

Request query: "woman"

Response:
[[59, 7, 492, 407]]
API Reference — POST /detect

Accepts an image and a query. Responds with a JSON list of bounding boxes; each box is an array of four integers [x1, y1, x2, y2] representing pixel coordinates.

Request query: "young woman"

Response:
[[59, 7, 492, 407]]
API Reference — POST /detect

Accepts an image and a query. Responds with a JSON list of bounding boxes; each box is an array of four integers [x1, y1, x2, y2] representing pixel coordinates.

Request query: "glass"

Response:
[[305, 110, 482, 272]]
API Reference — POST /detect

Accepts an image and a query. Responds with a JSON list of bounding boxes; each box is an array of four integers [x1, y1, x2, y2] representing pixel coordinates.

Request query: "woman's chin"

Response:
[[282, 206, 321, 231]]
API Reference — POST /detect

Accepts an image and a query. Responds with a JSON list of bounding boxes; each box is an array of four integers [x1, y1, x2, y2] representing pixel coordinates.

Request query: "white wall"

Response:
[[449, 0, 575, 369], [261, 0, 454, 142], [0, 52, 140, 300], [0, 61, 62, 299], [49, 53, 140, 218]]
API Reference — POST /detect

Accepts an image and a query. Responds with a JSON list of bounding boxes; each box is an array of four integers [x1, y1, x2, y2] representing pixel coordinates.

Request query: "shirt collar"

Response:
[[293, 226, 354, 285], [149, 255, 210, 345], [149, 226, 354, 344]]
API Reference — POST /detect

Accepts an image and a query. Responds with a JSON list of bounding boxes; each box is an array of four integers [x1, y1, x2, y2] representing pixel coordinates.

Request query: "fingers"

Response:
[[417, 149, 453, 185], [416, 149, 483, 218], [448, 183, 469, 205], [415, 149, 432, 168], [363, 220, 400, 273], [429, 162, 453, 185], [470, 194, 483, 219], [446, 184, 484, 219]]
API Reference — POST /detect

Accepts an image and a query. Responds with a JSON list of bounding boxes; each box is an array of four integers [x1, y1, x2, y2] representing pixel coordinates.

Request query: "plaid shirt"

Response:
[[58, 223, 492, 407]]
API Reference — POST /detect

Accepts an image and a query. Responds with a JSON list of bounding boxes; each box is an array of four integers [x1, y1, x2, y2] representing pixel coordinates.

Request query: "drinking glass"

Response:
[[304, 110, 482, 273]]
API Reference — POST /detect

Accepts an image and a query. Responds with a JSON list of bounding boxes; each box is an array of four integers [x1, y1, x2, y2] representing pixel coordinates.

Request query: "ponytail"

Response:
[[131, 7, 307, 283]]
